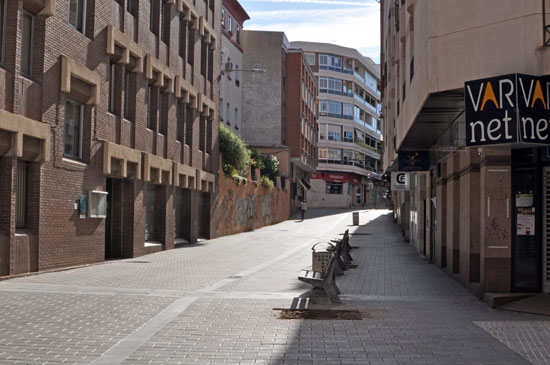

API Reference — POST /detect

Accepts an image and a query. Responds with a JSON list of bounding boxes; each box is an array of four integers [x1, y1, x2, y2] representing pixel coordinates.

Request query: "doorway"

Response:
[[511, 148, 542, 292]]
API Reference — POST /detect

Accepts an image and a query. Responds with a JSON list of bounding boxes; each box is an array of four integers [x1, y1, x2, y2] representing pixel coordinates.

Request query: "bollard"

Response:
[[352, 211, 359, 225]]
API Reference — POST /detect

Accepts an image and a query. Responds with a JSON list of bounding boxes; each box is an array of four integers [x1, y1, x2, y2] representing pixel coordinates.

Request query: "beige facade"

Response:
[[290, 41, 383, 208], [382, 0, 550, 299]]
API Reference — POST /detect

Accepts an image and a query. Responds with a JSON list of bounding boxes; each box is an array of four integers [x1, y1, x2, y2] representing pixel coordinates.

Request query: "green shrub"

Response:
[[219, 124, 250, 176], [260, 175, 274, 189], [261, 155, 279, 182], [248, 147, 265, 170]]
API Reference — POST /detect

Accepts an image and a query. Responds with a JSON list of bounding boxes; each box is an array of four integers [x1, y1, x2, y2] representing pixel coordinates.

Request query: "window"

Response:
[[319, 54, 342, 72], [327, 147, 341, 162], [176, 102, 184, 142], [146, 85, 153, 129], [343, 149, 353, 165], [123, 69, 130, 119], [185, 104, 193, 146], [20, 11, 34, 77], [226, 102, 230, 124], [187, 26, 194, 64], [64, 99, 83, 159], [235, 64, 239, 85], [328, 125, 341, 141], [236, 25, 241, 43], [161, 0, 169, 43], [343, 128, 353, 143], [179, 16, 187, 59], [159, 91, 167, 135], [304, 53, 315, 65], [221, 8, 225, 27], [108, 62, 116, 113], [319, 124, 326, 140], [68, 0, 86, 33], [343, 104, 354, 120], [219, 98, 223, 120], [326, 181, 343, 195], [228, 16, 232, 33], [234, 108, 239, 129], [319, 77, 342, 95], [126, 0, 132, 13], [16, 161, 28, 228], [0, 0, 5, 64]]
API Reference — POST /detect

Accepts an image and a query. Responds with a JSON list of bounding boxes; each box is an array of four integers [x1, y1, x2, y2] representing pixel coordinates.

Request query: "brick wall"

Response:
[[0, 0, 220, 275]]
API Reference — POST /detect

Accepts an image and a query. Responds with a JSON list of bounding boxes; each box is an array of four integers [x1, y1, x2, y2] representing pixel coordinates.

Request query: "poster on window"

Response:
[[517, 208, 535, 236]]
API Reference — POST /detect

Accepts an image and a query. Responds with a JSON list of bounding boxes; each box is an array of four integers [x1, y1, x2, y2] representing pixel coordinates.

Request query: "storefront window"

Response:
[[326, 182, 343, 195]]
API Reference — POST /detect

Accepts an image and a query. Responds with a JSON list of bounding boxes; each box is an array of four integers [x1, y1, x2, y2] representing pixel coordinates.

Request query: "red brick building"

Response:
[[0, 0, 220, 277]]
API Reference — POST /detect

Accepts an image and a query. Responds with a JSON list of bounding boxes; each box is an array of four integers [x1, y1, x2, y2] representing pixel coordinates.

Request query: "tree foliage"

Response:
[[219, 124, 250, 177]]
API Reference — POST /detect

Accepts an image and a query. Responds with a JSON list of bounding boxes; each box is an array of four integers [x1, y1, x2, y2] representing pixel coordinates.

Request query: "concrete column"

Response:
[[425, 172, 433, 261], [163, 185, 175, 250], [0, 156, 15, 276], [435, 162, 447, 269], [417, 172, 427, 255], [446, 153, 461, 275], [459, 149, 481, 294], [132, 180, 146, 257], [479, 147, 512, 293]]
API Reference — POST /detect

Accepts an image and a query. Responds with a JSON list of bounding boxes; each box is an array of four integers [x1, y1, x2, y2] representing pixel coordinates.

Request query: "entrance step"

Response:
[[483, 292, 535, 308], [144, 242, 163, 255], [497, 294, 550, 316]]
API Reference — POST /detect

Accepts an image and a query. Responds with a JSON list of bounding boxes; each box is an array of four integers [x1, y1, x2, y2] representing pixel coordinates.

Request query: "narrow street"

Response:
[[0, 209, 549, 364]]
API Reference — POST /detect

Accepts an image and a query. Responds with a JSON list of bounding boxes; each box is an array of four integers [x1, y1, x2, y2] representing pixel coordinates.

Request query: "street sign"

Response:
[[391, 172, 410, 191]]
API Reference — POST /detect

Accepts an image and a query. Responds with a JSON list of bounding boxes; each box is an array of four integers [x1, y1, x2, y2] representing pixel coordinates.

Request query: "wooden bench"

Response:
[[298, 253, 341, 304]]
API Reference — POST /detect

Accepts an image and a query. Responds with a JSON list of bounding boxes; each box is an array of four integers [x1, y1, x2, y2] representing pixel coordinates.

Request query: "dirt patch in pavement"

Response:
[[277, 309, 365, 320]]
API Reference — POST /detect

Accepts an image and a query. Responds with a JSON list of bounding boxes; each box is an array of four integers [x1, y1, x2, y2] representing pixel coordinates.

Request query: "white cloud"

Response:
[[245, 8, 380, 61]]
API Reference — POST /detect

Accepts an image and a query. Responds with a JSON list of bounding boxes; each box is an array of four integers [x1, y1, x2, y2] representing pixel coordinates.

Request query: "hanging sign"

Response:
[[391, 172, 410, 191], [465, 74, 550, 146], [398, 151, 430, 171]]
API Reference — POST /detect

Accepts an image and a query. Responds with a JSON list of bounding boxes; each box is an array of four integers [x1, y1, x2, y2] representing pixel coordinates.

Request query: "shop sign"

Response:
[[465, 74, 550, 146], [391, 172, 410, 191], [398, 151, 429, 171]]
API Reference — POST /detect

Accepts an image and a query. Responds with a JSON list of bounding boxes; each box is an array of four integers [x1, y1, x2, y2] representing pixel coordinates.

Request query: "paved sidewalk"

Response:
[[0, 209, 548, 364]]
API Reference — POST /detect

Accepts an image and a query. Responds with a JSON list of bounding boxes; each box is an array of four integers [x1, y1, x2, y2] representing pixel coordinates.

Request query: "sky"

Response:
[[239, 0, 381, 63]]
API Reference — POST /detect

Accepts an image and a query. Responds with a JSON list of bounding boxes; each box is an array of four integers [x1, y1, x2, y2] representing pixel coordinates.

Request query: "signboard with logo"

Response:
[[398, 151, 429, 171], [465, 74, 550, 146], [311, 173, 361, 185], [391, 172, 410, 191]]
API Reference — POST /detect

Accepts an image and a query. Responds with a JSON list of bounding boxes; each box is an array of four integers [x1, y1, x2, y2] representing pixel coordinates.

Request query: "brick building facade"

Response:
[[0, 0, 220, 276]]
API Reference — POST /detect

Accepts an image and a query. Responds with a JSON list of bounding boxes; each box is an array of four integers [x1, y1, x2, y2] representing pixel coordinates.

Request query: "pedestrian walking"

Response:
[[299, 200, 307, 221]]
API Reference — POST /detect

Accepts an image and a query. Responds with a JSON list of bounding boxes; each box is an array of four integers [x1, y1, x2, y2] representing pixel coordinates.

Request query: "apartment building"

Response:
[[241, 31, 318, 207], [382, 0, 550, 298], [291, 41, 383, 208], [0, 0, 220, 277], [219, 0, 248, 134]]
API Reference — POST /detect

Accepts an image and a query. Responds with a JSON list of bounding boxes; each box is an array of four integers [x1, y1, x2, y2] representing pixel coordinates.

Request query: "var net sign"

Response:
[[465, 74, 550, 146]]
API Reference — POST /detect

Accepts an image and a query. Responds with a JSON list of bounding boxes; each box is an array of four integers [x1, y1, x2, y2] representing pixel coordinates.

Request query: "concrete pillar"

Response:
[[132, 180, 146, 257], [417, 172, 427, 255], [446, 154, 461, 275], [479, 147, 512, 293], [435, 161, 447, 269], [0, 156, 15, 276], [459, 149, 481, 293], [163, 185, 175, 250]]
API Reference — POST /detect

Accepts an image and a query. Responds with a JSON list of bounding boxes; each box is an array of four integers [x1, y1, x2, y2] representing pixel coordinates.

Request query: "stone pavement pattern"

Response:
[[0, 209, 548, 364]]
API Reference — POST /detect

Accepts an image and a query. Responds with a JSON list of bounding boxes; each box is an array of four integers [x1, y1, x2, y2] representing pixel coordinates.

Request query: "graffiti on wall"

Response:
[[261, 195, 271, 218], [236, 195, 257, 225]]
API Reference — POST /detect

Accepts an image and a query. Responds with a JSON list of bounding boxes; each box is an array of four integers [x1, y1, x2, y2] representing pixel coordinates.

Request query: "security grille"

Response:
[[543, 167, 550, 292], [16, 161, 28, 228]]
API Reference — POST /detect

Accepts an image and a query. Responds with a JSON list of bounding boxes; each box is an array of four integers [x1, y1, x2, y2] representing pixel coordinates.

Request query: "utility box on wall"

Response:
[[88, 190, 108, 218]]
